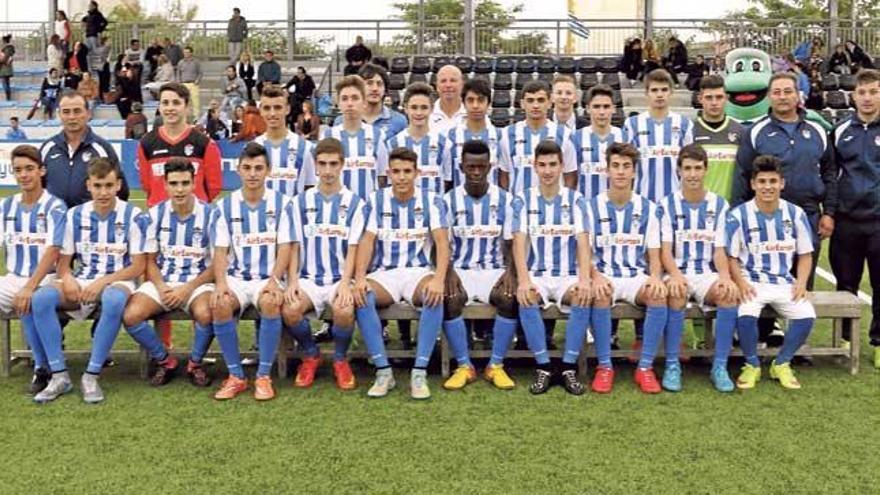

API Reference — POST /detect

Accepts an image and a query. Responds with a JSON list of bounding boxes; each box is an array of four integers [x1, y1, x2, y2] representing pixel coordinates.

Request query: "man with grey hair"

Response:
[[430, 65, 466, 135]]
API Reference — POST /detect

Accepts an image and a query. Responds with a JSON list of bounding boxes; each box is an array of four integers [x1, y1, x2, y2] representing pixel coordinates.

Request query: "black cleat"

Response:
[[149, 355, 179, 386], [561, 369, 586, 396], [529, 369, 553, 395], [30, 368, 51, 395]]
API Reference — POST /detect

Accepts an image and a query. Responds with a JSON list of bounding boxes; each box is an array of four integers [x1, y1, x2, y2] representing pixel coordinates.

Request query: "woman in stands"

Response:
[[622, 38, 644, 87], [46, 35, 64, 73], [238, 51, 255, 101], [829, 44, 852, 75], [38, 68, 62, 120], [54, 11, 71, 54], [845, 40, 874, 71], [642, 40, 661, 81], [296, 100, 321, 141]]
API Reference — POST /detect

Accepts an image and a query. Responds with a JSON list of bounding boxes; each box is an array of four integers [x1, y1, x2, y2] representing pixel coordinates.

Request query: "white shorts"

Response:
[[368, 267, 434, 305], [299, 278, 345, 318], [134, 281, 214, 313], [458, 268, 505, 305], [532, 274, 579, 313], [664, 272, 720, 307], [737, 282, 816, 319], [609, 274, 649, 306], [214, 276, 284, 313], [65, 278, 137, 321], [0, 274, 57, 313]]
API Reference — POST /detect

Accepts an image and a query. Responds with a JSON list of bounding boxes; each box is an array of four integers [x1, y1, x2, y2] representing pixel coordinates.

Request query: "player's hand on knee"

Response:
[[737, 281, 756, 303], [591, 274, 612, 301], [335, 284, 353, 308], [210, 283, 231, 309], [496, 270, 517, 299], [423, 275, 444, 307], [516, 280, 539, 307], [792, 280, 808, 302], [667, 274, 688, 299], [645, 276, 667, 300], [81, 280, 106, 304], [285, 281, 301, 306], [572, 279, 591, 306], [13, 287, 34, 316], [352, 278, 370, 308], [445, 273, 464, 301], [715, 277, 739, 304]]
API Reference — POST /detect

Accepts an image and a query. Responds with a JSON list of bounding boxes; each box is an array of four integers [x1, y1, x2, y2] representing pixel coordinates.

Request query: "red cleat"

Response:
[[294, 356, 321, 388], [627, 339, 642, 364], [591, 366, 615, 394], [333, 360, 357, 390], [634, 367, 662, 394]]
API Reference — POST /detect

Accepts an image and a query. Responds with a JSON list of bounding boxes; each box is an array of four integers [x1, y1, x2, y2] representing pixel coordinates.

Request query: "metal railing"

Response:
[[2, 18, 880, 63]]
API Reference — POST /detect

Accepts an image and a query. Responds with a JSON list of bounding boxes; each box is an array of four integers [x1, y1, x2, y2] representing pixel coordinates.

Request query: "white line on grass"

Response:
[[815, 266, 872, 304]]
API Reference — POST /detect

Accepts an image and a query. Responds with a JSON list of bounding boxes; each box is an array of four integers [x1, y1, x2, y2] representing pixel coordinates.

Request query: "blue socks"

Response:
[[776, 318, 814, 365], [591, 307, 613, 368], [355, 291, 389, 368], [287, 320, 318, 357], [713, 307, 737, 369], [20, 313, 48, 370], [664, 308, 685, 365], [257, 315, 282, 377], [563, 305, 591, 364], [191, 322, 214, 363], [86, 287, 128, 375], [519, 305, 549, 365], [737, 316, 761, 367], [443, 317, 471, 367], [125, 321, 167, 361], [31, 286, 66, 372], [489, 316, 517, 366], [414, 302, 443, 369], [332, 325, 353, 361], [637, 305, 668, 369], [214, 319, 244, 378]]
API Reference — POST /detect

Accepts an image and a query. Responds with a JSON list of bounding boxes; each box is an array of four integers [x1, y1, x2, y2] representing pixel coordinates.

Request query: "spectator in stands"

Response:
[[232, 101, 266, 141], [296, 100, 321, 140], [551, 74, 588, 130], [90, 35, 111, 95], [332, 63, 407, 137], [81, 1, 108, 53], [77, 71, 99, 103], [125, 101, 148, 139], [176, 46, 202, 120], [54, 10, 71, 55], [6, 116, 26, 140], [709, 55, 725, 75], [430, 65, 466, 134], [144, 54, 175, 98], [227, 7, 248, 64], [38, 68, 62, 120], [829, 43, 852, 75], [663, 36, 688, 87], [621, 38, 644, 87], [205, 107, 230, 141], [46, 35, 64, 74], [685, 54, 709, 91], [230, 104, 245, 136], [238, 51, 255, 101], [144, 38, 164, 81], [163, 37, 183, 67], [220, 65, 247, 116], [344, 35, 372, 75], [125, 39, 145, 82], [115, 64, 143, 119], [257, 49, 281, 96], [642, 39, 661, 79], [65, 41, 89, 75], [39, 89, 129, 207], [285, 66, 316, 128], [197, 98, 224, 128], [792, 62, 810, 104], [845, 40, 874, 71], [793, 36, 824, 68], [63, 68, 82, 91], [0, 34, 13, 100], [805, 68, 824, 111]]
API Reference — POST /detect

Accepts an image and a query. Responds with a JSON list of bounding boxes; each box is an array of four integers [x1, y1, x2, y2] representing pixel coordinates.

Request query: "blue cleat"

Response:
[[661, 362, 682, 392], [711, 365, 735, 393]]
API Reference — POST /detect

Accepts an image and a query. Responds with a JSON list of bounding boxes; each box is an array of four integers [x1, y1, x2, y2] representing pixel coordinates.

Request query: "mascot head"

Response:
[[724, 48, 772, 122]]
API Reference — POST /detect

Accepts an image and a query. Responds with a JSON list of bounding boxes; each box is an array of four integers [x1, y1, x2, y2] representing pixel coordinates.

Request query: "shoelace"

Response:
[[534, 371, 550, 388]]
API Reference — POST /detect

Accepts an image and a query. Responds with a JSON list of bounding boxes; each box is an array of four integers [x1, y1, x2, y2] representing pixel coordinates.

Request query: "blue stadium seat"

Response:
[[474, 58, 494, 74], [490, 108, 510, 127], [492, 91, 512, 108], [598, 57, 619, 73], [514, 73, 532, 90], [513, 90, 523, 108], [536, 58, 557, 74], [512, 108, 525, 122], [495, 57, 515, 74], [822, 74, 839, 91], [577, 57, 599, 74], [825, 90, 848, 109], [516, 58, 536, 74], [411, 57, 431, 74], [454, 56, 474, 73], [579, 73, 598, 90], [408, 73, 428, 85], [432, 56, 452, 73], [390, 57, 410, 74], [839, 73, 856, 91], [388, 72, 406, 90], [603, 72, 621, 90], [536, 73, 554, 86], [557, 57, 576, 74], [493, 73, 513, 91]]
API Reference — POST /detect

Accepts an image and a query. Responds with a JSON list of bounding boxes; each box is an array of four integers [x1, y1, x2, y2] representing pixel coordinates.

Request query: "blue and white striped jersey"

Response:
[[587, 192, 662, 278], [385, 129, 447, 194], [445, 185, 513, 271], [511, 187, 589, 277], [498, 121, 577, 195], [62, 200, 148, 280], [321, 124, 389, 200], [725, 199, 814, 284], [0, 190, 67, 278], [291, 187, 366, 287], [624, 112, 694, 202], [365, 188, 447, 271], [212, 188, 295, 281], [442, 123, 503, 187], [571, 125, 627, 199], [144, 199, 215, 284], [659, 191, 729, 275], [253, 131, 317, 197]]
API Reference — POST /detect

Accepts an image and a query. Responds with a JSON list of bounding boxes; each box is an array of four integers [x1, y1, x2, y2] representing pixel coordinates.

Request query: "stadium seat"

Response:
[[472, 73, 491, 85], [835, 109, 854, 123], [513, 90, 523, 108], [516, 58, 536, 74], [579, 73, 599, 90], [557, 57, 576, 74], [388, 90, 401, 108], [411, 56, 431, 74], [577, 57, 599, 74], [513, 108, 526, 122], [611, 109, 625, 127], [454, 56, 474, 73], [429, 73, 438, 88], [820, 109, 835, 124], [825, 90, 849, 109], [495, 57, 515, 74], [691, 91, 702, 109], [390, 56, 410, 74], [409, 73, 428, 85], [612, 91, 623, 108], [822, 74, 839, 91], [433, 56, 452, 73], [493, 73, 513, 90], [603, 72, 621, 90], [490, 108, 511, 127], [537, 57, 557, 74], [388, 73, 406, 90], [492, 91, 512, 108], [514, 73, 533, 89], [839, 73, 856, 91], [474, 57, 494, 74], [537, 72, 554, 86], [598, 57, 619, 73]]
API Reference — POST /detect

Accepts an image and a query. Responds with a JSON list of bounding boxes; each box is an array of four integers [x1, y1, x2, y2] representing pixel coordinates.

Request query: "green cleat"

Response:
[[770, 361, 802, 390], [736, 364, 761, 390]]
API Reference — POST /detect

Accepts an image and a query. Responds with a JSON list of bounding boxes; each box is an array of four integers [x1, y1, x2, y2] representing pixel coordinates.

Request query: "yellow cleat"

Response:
[[483, 364, 515, 390], [770, 361, 802, 390], [736, 364, 761, 390], [443, 366, 477, 390]]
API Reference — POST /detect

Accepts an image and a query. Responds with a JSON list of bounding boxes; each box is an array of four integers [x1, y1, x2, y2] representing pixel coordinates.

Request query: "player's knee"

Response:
[[101, 287, 128, 316], [332, 304, 355, 328], [212, 296, 234, 322], [667, 296, 687, 311], [257, 295, 281, 318], [444, 292, 467, 320], [190, 304, 212, 327], [281, 305, 304, 327], [122, 305, 143, 329], [490, 289, 518, 319]]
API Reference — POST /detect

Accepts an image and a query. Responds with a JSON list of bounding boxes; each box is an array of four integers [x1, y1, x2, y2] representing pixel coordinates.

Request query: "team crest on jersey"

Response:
[[81, 151, 92, 162], [801, 129, 811, 140], [705, 211, 716, 228], [3, 233, 13, 246], [184, 144, 194, 156], [782, 219, 793, 235], [114, 221, 125, 239], [338, 203, 349, 221], [192, 226, 203, 245], [561, 206, 571, 222], [874, 135, 880, 147], [632, 212, 642, 229], [36, 212, 47, 233], [266, 210, 276, 230], [413, 205, 425, 223], [728, 132, 738, 143], [488, 203, 499, 222]]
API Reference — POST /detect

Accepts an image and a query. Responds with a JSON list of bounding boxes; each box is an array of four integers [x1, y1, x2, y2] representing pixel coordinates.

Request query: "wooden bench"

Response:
[[0, 291, 863, 379]]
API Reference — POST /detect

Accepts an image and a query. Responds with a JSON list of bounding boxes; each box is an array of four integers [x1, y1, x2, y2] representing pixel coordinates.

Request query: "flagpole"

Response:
[[566, 0, 575, 54]]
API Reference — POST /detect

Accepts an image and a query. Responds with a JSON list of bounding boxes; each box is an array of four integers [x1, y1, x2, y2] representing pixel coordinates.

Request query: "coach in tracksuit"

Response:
[[829, 69, 880, 366], [732, 72, 838, 289]]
